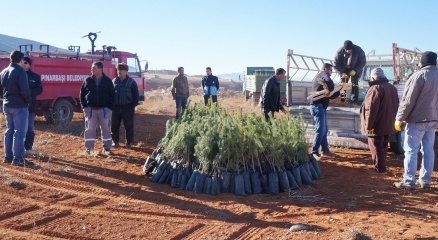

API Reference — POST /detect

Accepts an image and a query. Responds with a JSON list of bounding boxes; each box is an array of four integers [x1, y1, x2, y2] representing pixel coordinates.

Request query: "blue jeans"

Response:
[[25, 112, 36, 150], [3, 106, 29, 162], [310, 104, 329, 154], [175, 96, 188, 119], [402, 121, 437, 185]]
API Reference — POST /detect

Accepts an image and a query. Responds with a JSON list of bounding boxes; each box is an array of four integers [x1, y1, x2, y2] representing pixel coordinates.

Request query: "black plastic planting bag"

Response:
[[194, 172, 206, 194], [170, 170, 178, 188], [152, 162, 168, 183], [166, 168, 175, 184], [234, 174, 246, 196], [250, 171, 262, 194], [292, 167, 302, 186], [203, 177, 212, 195], [286, 171, 299, 190], [230, 174, 235, 193], [158, 166, 171, 184], [186, 170, 198, 191], [309, 155, 321, 177], [260, 173, 269, 193], [143, 156, 157, 175], [242, 171, 252, 194], [268, 172, 279, 194], [307, 162, 319, 180], [278, 171, 290, 192], [300, 164, 313, 185], [177, 170, 183, 186], [220, 171, 231, 193], [180, 172, 189, 190], [210, 177, 220, 195]]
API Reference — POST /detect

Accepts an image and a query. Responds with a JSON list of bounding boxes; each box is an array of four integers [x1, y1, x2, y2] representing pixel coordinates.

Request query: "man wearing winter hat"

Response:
[[22, 57, 43, 156], [334, 40, 366, 104], [360, 68, 399, 173], [394, 51, 438, 189], [111, 62, 139, 148]]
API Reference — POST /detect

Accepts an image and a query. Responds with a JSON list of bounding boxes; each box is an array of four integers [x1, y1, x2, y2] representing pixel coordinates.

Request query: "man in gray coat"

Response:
[[394, 51, 438, 189]]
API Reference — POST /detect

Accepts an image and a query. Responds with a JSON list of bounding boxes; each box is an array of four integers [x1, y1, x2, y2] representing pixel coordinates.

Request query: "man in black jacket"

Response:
[[334, 40, 366, 104], [111, 63, 139, 147], [310, 63, 340, 160], [80, 61, 115, 155], [202, 67, 219, 105], [22, 57, 43, 155], [260, 68, 287, 120], [0, 51, 32, 166]]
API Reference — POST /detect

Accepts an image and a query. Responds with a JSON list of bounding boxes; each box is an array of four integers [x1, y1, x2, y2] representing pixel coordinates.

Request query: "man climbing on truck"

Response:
[[334, 40, 366, 104]]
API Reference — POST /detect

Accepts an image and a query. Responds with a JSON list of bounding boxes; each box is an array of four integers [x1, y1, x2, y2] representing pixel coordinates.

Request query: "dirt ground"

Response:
[[0, 93, 437, 240]]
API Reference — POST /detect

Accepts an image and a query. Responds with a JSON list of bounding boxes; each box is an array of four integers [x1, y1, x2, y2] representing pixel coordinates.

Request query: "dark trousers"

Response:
[[350, 75, 360, 103], [368, 135, 389, 172], [111, 106, 135, 145], [204, 95, 217, 105], [175, 96, 188, 119], [263, 110, 275, 121], [25, 112, 36, 150]]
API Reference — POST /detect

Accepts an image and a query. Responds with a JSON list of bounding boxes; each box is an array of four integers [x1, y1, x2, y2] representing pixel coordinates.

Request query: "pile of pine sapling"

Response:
[[143, 103, 321, 195]]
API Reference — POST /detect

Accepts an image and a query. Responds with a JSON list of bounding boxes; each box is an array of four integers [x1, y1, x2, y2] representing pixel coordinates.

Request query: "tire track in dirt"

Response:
[[0, 227, 65, 240]]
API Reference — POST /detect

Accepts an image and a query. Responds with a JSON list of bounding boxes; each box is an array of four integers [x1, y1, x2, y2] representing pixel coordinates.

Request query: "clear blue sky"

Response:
[[1, 0, 436, 75]]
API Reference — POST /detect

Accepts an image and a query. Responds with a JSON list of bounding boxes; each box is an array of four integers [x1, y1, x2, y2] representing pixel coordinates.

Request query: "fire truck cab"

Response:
[[0, 45, 145, 124]]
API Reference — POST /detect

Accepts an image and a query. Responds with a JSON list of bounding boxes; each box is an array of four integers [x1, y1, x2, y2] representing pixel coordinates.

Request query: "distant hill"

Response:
[[0, 33, 70, 53], [218, 72, 243, 81]]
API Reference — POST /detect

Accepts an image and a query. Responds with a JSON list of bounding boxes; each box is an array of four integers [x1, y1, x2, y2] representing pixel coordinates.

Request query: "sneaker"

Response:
[[11, 159, 34, 167], [3, 158, 12, 164], [85, 148, 93, 156], [102, 149, 112, 156], [112, 142, 119, 147], [394, 181, 415, 190], [311, 153, 321, 161], [24, 149, 35, 156], [322, 151, 336, 158], [417, 182, 431, 189]]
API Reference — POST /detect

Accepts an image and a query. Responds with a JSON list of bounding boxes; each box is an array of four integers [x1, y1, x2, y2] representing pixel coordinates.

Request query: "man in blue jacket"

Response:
[[0, 51, 32, 166], [22, 57, 43, 156], [202, 67, 219, 105]]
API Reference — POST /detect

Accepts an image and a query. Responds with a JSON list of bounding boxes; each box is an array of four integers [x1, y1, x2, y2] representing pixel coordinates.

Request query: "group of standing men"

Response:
[[0, 51, 140, 162], [259, 40, 438, 189], [171, 67, 220, 119], [0, 51, 42, 166], [79, 61, 139, 155]]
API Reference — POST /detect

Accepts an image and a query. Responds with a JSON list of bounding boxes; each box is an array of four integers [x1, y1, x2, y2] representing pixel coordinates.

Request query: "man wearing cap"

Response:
[[394, 51, 438, 189], [171, 66, 189, 119], [22, 57, 43, 156], [360, 68, 399, 173], [334, 40, 366, 104], [111, 62, 139, 147], [80, 61, 115, 155], [0, 51, 32, 166]]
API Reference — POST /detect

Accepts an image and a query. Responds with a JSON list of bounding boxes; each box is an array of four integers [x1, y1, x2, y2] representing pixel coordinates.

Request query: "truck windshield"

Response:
[[127, 57, 141, 76], [362, 65, 394, 81]]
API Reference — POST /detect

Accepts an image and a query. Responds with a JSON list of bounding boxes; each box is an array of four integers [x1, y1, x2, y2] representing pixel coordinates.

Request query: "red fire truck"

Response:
[[0, 45, 145, 123]]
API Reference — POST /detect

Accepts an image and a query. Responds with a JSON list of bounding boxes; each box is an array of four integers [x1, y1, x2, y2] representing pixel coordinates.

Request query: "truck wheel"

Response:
[[52, 99, 74, 124], [390, 131, 404, 155]]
